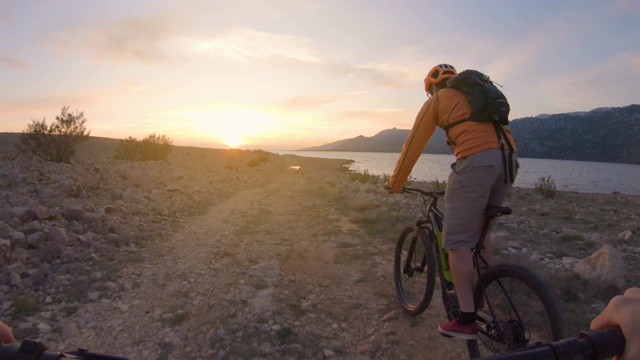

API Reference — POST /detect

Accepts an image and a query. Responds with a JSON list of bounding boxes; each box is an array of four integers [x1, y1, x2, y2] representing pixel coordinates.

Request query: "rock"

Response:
[[26, 231, 46, 248], [64, 199, 84, 221], [618, 230, 633, 241], [574, 244, 626, 290], [12, 207, 33, 223], [34, 206, 51, 220], [47, 227, 70, 246], [0, 224, 26, 247], [37, 323, 52, 334], [322, 348, 336, 358]]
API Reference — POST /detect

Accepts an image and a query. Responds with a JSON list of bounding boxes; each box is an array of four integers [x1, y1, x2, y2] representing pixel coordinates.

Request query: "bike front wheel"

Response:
[[467, 263, 568, 358], [393, 225, 436, 315]]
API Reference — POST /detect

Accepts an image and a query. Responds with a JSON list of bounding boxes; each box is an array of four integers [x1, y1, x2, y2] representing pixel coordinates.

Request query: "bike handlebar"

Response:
[[0, 340, 129, 360], [479, 327, 625, 360]]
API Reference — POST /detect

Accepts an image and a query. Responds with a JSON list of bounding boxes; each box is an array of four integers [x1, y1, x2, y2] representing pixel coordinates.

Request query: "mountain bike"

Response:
[[0, 339, 129, 359], [393, 186, 568, 359]]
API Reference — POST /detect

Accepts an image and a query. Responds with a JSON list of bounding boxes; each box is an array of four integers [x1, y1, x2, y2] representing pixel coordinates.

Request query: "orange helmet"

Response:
[[424, 64, 457, 94]]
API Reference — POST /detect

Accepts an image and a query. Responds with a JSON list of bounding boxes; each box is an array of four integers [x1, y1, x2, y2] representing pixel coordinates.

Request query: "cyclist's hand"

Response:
[[590, 287, 640, 360], [0, 321, 15, 344]]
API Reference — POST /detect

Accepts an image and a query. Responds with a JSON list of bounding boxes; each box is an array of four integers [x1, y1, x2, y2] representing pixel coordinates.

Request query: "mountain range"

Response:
[[302, 104, 640, 165]]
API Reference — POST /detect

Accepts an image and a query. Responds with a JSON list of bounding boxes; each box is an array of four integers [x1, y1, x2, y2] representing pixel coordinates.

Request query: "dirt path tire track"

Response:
[[59, 168, 469, 359]]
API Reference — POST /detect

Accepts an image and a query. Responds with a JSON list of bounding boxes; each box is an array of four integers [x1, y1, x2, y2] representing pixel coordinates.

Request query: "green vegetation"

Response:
[[560, 233, 585, 242], [113, 133, 173, 162], [534, 175, 557, 199], [11, 295, 40, 319], [19, 105, 90, 163], [276, 326, 294, 341], [246, 150, 271, 168], [349, 169, 390, 185]]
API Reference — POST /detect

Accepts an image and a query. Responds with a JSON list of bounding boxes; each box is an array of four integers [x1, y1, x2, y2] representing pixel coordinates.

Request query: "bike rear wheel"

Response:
[[393, 225, 436, 315], [467, 263, 568, 358]]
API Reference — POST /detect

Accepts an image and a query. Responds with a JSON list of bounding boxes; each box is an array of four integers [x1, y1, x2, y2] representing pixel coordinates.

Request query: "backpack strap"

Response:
[[442, 116, 470, 147], [493, 123, 516, 184], [446, 117, 516, 184]]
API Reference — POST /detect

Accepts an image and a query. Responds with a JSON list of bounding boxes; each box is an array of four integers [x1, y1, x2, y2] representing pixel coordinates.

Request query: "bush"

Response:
[[535, 175, 557, 199], [113, 136, 140, 161], [19, 106, 90, 163], [114, 134, 173, 162], [140, 133, 173, 161], [246, 150, 271, 168]]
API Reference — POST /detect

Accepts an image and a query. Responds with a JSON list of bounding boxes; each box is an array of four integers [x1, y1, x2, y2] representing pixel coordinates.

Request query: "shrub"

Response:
[[11, 295, 40, 319], [140, 133, 173, 161], [535, 175, 557, 199], [114, 133, 173, 162], [19, 106, 90, 163], [246, 150, 271, 168], [276, 326, 294, 341], [113, 136, 140, 161], [350, 170, 389, 185]]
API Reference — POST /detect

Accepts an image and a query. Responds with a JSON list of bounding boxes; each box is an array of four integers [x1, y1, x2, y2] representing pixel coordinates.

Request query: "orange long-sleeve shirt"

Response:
[[387, 88, 517, 193]]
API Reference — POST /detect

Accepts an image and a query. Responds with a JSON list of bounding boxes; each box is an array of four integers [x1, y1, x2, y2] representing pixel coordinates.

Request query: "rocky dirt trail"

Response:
[[54, 167, 469, 359], [3, 135, 638, 359]]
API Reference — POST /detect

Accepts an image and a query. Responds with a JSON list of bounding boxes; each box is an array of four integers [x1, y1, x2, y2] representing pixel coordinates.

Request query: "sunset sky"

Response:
[[1, 0, 639, 150]]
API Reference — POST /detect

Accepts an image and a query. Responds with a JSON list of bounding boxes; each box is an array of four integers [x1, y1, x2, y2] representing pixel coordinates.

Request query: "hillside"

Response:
[[303, 104, 640, 165], [303, 127, 451, 154]]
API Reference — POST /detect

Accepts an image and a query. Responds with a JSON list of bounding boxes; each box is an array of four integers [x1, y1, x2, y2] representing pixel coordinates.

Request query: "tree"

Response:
[[19, 106, 91, 163]]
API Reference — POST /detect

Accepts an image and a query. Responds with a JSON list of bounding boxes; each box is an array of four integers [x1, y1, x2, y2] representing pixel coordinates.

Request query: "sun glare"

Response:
[[182, 107, 277, 148], [225, 138, 244, 148]]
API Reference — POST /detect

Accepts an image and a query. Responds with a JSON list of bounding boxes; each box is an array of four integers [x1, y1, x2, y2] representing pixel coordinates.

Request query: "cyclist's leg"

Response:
[[441, 150, 506, 338], [483, 152, 519, 264], [448, 249, 475, 312]]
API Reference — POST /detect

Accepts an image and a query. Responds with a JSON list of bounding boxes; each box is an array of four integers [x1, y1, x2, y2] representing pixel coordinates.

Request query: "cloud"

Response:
[[54, 13, 186, 65], [0, 56, 30, 71], [279, 94, 339, 110], [193, 28, 321, 64], [538, 52, 640, 111], [190, 27, 409, 88]]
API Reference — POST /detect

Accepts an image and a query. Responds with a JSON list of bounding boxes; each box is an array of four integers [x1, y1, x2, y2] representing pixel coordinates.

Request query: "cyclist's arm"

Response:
[[590, 287, 640, 360], [387, 98, 438, 193]]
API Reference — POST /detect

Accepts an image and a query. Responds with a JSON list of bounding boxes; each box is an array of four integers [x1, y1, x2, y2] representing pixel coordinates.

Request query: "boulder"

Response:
[[574, 244, 626, 290]]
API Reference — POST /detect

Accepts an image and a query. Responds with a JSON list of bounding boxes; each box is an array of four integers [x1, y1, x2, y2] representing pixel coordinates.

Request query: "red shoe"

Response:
[[438, 318, 478, 340]]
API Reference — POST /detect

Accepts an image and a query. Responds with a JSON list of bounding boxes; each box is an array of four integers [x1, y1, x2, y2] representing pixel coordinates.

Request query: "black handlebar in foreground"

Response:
[[0, 340, 129, 360], [480, 327, 626, 360]]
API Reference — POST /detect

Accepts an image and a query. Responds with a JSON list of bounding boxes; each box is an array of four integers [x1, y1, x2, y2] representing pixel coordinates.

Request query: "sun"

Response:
[[224, 137, 244, 148], [184, 107, 275, 148]]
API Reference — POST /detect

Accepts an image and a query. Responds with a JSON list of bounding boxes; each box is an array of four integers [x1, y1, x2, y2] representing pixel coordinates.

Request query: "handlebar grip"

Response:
[[580, 327, 626, 359], [0, 341, 62, 360]]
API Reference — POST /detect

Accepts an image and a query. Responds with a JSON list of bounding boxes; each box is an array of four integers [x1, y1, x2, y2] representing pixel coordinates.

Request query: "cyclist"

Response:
[[385, 63, 518, 339], [0, 321, 15, 344]]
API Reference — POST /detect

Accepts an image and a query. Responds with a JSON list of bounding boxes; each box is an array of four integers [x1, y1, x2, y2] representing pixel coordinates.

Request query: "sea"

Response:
[[274, 151, 640, 195]]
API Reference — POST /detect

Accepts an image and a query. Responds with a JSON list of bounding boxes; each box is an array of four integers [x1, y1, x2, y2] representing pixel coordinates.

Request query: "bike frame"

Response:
[[408, 187, 529, 333], [398, 187, 569, 359]]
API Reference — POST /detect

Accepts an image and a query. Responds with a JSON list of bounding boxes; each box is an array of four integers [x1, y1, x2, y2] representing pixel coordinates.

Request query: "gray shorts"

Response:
[[443, 149, 519, 250]]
